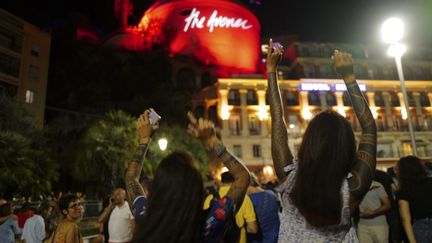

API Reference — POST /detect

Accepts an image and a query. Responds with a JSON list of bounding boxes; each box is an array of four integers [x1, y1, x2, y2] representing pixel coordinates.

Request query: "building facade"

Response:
[[0, 8, 51, 126], [193, 42, 432, 171]]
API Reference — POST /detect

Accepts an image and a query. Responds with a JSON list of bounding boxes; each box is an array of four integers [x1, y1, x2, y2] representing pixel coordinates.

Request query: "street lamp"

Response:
[[381, 17, 417, 156], [158, 138, 168, 151]]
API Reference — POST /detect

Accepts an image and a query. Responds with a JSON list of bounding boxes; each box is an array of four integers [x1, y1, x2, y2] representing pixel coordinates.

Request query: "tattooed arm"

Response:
[[267, 39, 293, 181], [332, 51, 377, 209], [187, 112, 250, 208], [124, 110, 158, 204]]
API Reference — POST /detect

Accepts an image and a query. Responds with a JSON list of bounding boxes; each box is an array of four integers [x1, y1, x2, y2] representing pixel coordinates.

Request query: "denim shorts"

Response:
[[413, 218, 432, 243]]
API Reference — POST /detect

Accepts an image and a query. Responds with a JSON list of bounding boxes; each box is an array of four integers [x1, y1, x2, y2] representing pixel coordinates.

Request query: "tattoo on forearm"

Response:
[[125, 177, 145, 204], [124, 143, 149, 204], [356, 151, 374, 175], [359, 134, 376, 145], [268, 72, 292, 179], [209, 142, 249, 208], [133, 144, 148, 163], [346, 80, 377, 199]]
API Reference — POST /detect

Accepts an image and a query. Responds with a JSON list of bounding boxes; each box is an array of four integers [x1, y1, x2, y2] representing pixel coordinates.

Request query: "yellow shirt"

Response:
[[204, 185, 256, 243]]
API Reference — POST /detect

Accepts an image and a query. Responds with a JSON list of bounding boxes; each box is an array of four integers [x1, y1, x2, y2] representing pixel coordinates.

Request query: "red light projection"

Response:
[[76, 28, 99, 42], [112, 0, 261, 74]]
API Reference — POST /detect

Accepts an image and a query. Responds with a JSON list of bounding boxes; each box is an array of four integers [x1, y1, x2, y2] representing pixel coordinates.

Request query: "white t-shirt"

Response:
[[108, 201, 134, 242], [21, 214, 45, 243]]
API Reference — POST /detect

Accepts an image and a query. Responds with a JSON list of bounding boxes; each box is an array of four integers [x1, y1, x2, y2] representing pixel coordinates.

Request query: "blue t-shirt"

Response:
[[0, 219, 20, 243], [248, 190, 280, 243], [132, 195, 235, 243], [133, 196, 147, 225]]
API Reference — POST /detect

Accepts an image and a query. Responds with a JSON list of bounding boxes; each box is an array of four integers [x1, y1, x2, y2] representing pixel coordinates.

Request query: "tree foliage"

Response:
[[72, 110, 139, 190], [72, 110, 209, 194], [145, 124, 209, 178], [0, 97, 59, 198]]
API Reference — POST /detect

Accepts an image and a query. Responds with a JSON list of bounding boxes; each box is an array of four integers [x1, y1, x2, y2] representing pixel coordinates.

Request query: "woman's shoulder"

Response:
[[54, 221, 80, 243], [58, 220, 79, 232]]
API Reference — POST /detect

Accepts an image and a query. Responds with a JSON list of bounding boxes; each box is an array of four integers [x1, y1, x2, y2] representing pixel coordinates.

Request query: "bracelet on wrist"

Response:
[[212, 143, 227, 158], [139, 138, 151, 145]]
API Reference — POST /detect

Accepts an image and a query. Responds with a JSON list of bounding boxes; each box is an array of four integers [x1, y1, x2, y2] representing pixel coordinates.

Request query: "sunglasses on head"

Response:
[[68, 202, 83, 209]]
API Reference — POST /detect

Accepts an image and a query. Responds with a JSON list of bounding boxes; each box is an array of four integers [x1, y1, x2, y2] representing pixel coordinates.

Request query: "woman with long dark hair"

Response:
[[267, 39, 377, 241], [124, 110, 250, 243], [397, 156, 432, 243]]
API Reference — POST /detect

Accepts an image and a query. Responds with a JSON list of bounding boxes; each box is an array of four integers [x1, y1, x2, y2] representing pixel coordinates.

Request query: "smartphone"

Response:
[[272, 42, 282, 50], [148, 108, 161, 125]]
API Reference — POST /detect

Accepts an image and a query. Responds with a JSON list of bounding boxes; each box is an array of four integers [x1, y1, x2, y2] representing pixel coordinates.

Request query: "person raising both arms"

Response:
[[266, 39, 377, 242], [124, 109, 251, 243]]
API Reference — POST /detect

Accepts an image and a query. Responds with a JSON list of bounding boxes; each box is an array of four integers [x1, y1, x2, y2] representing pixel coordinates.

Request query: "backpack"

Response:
[[208, 187, 242, 243]]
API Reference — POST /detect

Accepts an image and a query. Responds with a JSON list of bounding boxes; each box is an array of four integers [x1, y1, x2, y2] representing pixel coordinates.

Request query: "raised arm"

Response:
[[125, 110, 158, 204], [267, 39, 293, 181], [187, 112, 250, 208], [332, 51, 377, 205]]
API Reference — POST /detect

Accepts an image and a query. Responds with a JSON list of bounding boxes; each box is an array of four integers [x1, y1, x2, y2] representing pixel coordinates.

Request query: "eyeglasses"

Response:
[[68, 202, 83, 210]]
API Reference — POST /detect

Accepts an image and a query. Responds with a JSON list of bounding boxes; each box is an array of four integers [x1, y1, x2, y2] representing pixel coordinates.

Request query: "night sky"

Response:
[[1, 0, 431, 47]]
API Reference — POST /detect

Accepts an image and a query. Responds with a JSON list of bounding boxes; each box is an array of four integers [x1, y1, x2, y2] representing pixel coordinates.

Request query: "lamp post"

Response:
[[381, 18, 417, 156], [158, 138, 168, 151]]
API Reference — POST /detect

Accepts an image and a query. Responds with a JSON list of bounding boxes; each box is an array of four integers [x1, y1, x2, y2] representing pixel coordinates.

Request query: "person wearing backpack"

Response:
[[247, 175, 280, 243], [204, 172, 258, 243], [125, 110, 252, 243]]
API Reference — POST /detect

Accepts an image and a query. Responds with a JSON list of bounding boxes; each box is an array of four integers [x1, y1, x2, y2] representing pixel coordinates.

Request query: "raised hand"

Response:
[[136, 109, 159, 144], [266, 38, 292, 181], [332, 50, 354, 79], [187, 112, 218, 149], [331, 52, 378, 212], [266, 39, 284, 73], [187, 111, 250, 209]]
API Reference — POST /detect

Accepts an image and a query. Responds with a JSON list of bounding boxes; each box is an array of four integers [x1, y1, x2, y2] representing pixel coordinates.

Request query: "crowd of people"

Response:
[[1, 40, 432, 243]]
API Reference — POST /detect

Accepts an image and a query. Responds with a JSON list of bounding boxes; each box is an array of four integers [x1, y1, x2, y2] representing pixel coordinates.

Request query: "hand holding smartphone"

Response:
[[148, 108, 161, 125]]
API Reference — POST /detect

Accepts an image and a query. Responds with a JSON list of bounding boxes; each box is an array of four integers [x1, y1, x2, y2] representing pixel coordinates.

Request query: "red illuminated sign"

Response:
[[106, 0, 261, 75], [184, 8, 253, 32]]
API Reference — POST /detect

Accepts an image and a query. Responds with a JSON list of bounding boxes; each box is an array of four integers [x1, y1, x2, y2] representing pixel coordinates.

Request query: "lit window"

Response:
[[390, 92, 400, 107], [228, 114, 241, 136], [248, 115, 261, 135], [286, 92, 299, 106], [25, 90, 34, 104], [228, 89, 241, 106], [308, 92, 321, 106], [407, 92, 416, 107], [420, 92, 431, 107], [325, 92, 337, 106], [252, 145, 262, 158], [374, 92, 385, 107], [246, 90, 258, 105], [377, 143, 393, 158], [28, 65, 39, 80]]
